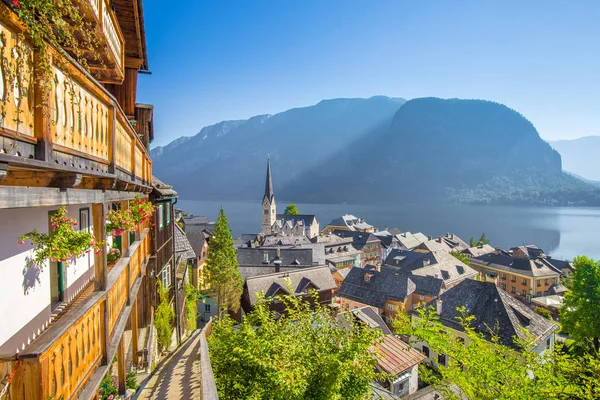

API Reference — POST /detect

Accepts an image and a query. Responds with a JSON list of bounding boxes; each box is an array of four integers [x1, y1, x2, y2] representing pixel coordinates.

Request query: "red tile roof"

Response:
[[376, 335, 425, 376]]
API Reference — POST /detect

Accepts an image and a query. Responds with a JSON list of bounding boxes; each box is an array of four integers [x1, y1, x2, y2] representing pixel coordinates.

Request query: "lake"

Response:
[[177, 199, 600, 260]]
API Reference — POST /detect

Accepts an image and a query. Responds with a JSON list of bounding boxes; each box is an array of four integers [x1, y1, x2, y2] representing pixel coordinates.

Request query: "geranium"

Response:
[[129, 195, 156, 225], [19, 207, 102, 267], [106, 208, 136, 237], [107, 247, 121, 263]]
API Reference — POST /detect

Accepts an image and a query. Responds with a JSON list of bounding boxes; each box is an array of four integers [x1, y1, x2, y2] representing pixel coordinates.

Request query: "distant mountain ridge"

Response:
[[152, 96, 600, 206], [549, 136, 600, 182]]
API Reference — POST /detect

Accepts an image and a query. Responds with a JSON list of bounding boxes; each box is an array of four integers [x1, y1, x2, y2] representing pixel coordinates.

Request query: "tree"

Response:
[[450, 250, 471, 266], [394, 307, 600, 399], [208, 288, 384, 400], [469, 232, 488, 247], [205, 208, 243, 318], [560, 256, 600, 353], [284, 203, 300, 215]]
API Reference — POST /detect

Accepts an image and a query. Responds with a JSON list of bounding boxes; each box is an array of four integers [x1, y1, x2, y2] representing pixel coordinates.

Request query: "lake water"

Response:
[[177, 199, 600, 261]]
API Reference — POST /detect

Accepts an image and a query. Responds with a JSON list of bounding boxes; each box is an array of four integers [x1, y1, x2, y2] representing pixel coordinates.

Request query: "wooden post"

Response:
[[93, 203, 107, 291], [117, 336, 126, 395], [108, 103, 116, 174], [131, 297, 139, 368], [34, 51, 53, 162], [120, 200, 129, 256]]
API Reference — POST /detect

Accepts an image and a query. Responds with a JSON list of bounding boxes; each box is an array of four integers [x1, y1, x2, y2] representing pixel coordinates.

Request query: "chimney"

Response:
[[423, 259, 430, 266], [375, 263, 381, 272], [437, 237, 443, 244], [276, 246, 281, 258], [428, 236, 432, 240], [436, 299, 443, 315]]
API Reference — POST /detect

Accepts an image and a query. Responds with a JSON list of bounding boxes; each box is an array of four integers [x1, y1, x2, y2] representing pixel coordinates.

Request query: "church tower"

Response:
[[262, 157, 276, 233]]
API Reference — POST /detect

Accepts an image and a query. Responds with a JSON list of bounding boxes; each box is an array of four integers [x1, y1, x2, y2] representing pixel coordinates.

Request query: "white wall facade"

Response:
[[0, 204, 97, 353]]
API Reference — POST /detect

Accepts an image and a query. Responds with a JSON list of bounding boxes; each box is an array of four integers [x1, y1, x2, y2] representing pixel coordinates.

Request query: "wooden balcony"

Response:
[[0, 14, 151, 195], [0, 229, 151, 399]]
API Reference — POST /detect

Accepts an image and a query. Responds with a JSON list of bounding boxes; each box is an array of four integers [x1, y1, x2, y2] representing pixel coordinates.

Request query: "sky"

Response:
[[137, 0, 600, 147]]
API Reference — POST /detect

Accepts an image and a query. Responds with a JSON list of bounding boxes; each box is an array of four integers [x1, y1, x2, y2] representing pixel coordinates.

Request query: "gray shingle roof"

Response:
[[338, 306, 392, 335], [183, 215, 209, 224], [174, 224, 196, 261], [237, 244, 325, 267], [152, 176, 177, 196], [471, 251, 561, 278], [185, 231, 207, 258], [274, 214, 318, 228], [244, 266, 336, 305], [429, 279, 558, 349], [462, 244, 496, 258], [395, 232, 427, 250]]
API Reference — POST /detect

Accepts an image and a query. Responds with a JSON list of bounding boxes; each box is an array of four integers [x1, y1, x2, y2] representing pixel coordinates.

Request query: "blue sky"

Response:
[[138, 1, 600, 147]]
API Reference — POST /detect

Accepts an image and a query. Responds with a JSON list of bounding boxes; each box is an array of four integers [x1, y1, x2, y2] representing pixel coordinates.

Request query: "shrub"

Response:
[[155, 281, 174, 352], [99, 372, 118, 400], [185, 284, 199, 331], [534, 307, 553, 320], [126, 370, 139, 391]]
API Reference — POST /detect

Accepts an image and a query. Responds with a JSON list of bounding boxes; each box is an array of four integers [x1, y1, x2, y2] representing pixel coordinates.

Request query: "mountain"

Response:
[[549, 136, 600, 181], [280, 98, 600, 206], [150, 96, 407, 200]]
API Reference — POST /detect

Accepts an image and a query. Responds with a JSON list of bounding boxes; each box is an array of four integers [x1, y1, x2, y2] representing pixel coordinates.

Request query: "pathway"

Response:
[[134, 330, 202, 400]]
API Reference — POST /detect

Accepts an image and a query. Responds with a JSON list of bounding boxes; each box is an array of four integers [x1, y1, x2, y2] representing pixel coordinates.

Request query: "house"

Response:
[[375, 335, 426, 397], [383, 249, 478, 289], [313, 233, 362, 268], [0, 0, 157, 397], [181, 215, 215, 234], [395, 232, 429, 250], [374, 230, 403, 260], [330, 265, 353, 291], [470, 246, 562, 301], [261, 158, 320, 238], [186, 230, 211, 289], [174, 224, 196, 337], [321, 214, 374, 234], [236, 244, 326, 278], [339, 267, 443, 323], [461, 244, 496, 258], [334, 230, 383, 267], [338, 306, 392, 335], [412, 279, 558, 369], [414, 238, 453, 254], [241, 266, 336, 314], [438, 233, 469, 252]]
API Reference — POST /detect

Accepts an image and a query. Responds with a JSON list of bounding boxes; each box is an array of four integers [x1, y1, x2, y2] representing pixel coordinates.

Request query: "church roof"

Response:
[[264, 157, 274, 202], [275, 214, 318, 227]]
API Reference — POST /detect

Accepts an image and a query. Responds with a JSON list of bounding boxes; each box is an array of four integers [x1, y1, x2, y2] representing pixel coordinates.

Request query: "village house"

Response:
[[321, 214, 374, 235], [414, 238, 453, 253], [185, 229, 211, 289], [237, 244, 326, 279], [339, 267, 443, 323], [438, 233, 469, 252], [470, 245, 562, 301], [374, 230, 403, 260], [0, 0, 159, 396], [261, 158, 320, 238], [461, 243, 496, 258], [334, 230, 383, 267], [241, 266, 336, 314], [411, 279, 558, 370], [395, 232, 429, 250], [181, 214, 215, 234], [383, 249, 478, 289], [312, 233, 362, 268]]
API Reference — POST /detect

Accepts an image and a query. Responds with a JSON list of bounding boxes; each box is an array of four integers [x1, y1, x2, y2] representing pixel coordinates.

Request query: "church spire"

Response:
[[264, 156, 274, 202]]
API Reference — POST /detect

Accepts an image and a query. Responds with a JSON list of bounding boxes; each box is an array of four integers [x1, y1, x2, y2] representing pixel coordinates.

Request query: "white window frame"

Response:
[[161, 264, 172, 287]]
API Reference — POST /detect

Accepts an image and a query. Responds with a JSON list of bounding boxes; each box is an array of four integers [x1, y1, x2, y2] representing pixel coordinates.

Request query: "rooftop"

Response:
[[471, 249, 562, 277], [174, 224, 196, 261], [376, 335, 426, 376]]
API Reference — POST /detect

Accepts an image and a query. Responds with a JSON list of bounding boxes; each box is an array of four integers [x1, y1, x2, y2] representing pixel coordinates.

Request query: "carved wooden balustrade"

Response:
[[0, 12, 150, 191], [0, 229, 151, 399]]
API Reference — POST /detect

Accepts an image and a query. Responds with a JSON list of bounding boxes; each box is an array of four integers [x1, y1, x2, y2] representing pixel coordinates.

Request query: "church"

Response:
[[262, 158, 320, 239]]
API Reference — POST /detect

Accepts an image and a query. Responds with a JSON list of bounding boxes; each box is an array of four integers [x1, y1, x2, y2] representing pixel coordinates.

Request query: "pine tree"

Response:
[[205, 207, 243, 318]]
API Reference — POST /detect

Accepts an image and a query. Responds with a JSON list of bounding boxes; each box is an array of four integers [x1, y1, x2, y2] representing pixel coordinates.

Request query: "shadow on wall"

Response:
[[22, 257, 42, 295]]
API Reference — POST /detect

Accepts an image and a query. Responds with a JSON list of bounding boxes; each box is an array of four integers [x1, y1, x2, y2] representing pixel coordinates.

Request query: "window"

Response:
[[205, 304, 211, 312], [544, 279, 548, 285], [511, 275, 516, 282], [158, 204, 164, 230], [386, 303, 399, 311], [166, 202, 171, 225], [422, 346, 429, 357], [438, 354, 446, 366], [511, 286, 516, 294], [522, 278, 527, 285], [161, 264, 171, 287], [79, 208, 90, 232], [501, 273, 506, 280], [544, 290, 548, 296], [501, 283, 506, 290], [546, 337, 552, 350], [522, 290, 526, 296], [536, 291, 541, 297]]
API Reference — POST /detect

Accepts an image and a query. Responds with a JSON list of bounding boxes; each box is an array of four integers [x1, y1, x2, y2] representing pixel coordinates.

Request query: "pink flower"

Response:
[[73, 222, 78, 226], [17, 240, 24, 245], [108, 396, 114, 400], [95, 250, 101, 254]]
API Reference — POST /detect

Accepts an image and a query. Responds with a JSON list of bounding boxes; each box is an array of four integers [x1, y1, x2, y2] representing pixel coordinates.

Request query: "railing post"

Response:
[[130, 133, 136, 181], [117, 335, 126, 395], [34, 51, 53, 162], [108, 103, 116, 174], [131, 297, 139, 367], [93, 203, 107, 291]]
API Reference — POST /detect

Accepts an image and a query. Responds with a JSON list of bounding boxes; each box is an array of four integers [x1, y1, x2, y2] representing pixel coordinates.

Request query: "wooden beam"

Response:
[[0, 170, 83, 189], [0, 186, 144, 209], [117, 336, 126, 395], [0, 163, 7, 182], [131, 298, 139, 367], [49, 173, 82, 188], [93, 204, 107, 291]]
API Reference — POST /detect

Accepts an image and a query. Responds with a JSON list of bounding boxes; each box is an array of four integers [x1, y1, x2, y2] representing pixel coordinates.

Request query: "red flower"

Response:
[[17, 240, 24, 245], [11, 1, 20, 9]]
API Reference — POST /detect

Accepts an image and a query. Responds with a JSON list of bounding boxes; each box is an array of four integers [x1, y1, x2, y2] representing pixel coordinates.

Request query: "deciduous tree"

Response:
[[205, 208, 243, 318], [284, 203, 300, 215]]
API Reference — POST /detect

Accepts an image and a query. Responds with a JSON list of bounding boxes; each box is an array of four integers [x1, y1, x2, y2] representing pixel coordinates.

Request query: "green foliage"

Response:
[[394, 307, 600, 399], [106, 208, 137, 236], [560, 256, 600, 354], [107, 246, 121, 264], [534, 307, 553, 320], [208, 288, 384, 400], [185, 284, 199, 331], [126, 370, 139, 391], [284, 204, 300, 215], [19, 206, 102, 267], [450, 250, 471, 266], [155, 281, 175, 352], [205, 208, 243, 318], [99, 373, 118, 400], [468, 233, 488, 247]]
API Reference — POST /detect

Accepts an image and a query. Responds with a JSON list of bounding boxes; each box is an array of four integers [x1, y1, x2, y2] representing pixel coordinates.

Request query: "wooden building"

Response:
[[0, 1, 159, 398]]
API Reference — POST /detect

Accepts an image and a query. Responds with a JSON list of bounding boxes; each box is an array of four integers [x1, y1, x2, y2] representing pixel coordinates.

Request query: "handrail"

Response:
[[200, 318, 219, 400]]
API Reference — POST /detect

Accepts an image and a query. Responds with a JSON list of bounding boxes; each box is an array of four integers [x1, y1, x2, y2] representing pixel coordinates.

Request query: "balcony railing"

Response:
[[0, 15, 151, 190], [0, 230, 151, 399]]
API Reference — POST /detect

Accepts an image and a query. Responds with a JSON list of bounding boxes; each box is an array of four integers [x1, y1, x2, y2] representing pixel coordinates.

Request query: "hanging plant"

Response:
[[18, 206, 102, 266], [106, 208, 136, 237], [107, 246, 121, 264], [129, 195, 156, 225]]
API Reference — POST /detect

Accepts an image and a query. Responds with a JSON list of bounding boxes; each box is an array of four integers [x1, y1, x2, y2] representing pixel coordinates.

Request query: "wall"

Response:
[[198, 297, 218, 323], [0, 204, 95, 353]]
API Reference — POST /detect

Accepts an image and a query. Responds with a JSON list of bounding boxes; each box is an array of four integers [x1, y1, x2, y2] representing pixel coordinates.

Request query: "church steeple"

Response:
[[264, 156, 274, 203], [262, 156, 276, 233]]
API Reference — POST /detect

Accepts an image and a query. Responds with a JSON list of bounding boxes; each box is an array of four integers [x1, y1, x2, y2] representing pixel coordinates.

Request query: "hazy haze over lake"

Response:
[[178, 200, 600, 261]]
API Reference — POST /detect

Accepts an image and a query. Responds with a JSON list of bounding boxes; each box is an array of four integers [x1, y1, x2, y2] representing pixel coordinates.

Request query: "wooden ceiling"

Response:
[[112, 0, 148, 70]]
